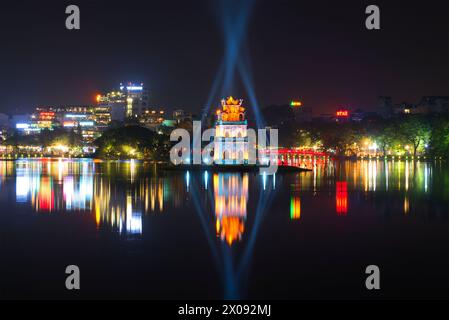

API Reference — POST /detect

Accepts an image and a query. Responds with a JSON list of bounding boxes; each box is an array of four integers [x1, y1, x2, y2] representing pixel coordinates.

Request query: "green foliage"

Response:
[[398, 116, 431, 156], [286, 115, 443, 157], [429, 117, 449, 157], [94, 125, 171, 160]]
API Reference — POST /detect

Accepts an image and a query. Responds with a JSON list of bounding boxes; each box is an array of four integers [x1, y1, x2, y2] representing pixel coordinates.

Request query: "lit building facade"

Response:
[[139, 108, 165, 130], [173, 109, 192, 124], [93, 100, 112, 130], [32, 107, 57, 129], [15, 106, 100, 141], [97, 90, 126, 122], [57, 106, 96, 142], [214, 97, 249, 165], [120, 82, 148, 118], [97, 82, 148, 122]]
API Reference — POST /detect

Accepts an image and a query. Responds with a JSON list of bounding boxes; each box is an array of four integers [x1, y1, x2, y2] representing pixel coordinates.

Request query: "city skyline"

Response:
[[0, 0, 448, 303], [0, 0, 447, 115]]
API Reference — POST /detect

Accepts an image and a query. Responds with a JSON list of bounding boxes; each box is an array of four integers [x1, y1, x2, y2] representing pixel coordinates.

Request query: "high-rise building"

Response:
[[120, 82, 148, 118], [94, 105, 111, 129], [94, 94, 112, 129], [97, 82, 148, 122], [97, 90, 126, 122]]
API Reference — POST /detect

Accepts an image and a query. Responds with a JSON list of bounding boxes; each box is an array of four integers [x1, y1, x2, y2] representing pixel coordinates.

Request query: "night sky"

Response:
[[0, 0, 447, 115]]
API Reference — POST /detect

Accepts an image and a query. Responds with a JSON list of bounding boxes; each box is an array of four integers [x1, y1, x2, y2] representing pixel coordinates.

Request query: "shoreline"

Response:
[[160, 164, 311, 172], [0, 155, 445, 163]]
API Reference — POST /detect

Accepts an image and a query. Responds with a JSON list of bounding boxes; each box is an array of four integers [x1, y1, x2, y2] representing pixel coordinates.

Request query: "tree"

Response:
[[430, 118, 449, 157], [377, 123, 399, 154], [94, 125, 171, 161], [398, 117, 431, 157]]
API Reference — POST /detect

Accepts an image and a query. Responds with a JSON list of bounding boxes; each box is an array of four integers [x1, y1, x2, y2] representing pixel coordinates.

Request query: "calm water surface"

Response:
[[0, 159, 448, 299]]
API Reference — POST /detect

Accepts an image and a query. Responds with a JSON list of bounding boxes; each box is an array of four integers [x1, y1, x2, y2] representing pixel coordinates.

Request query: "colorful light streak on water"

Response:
[[0, 158, 448, 299], [214, 173, 249, 245]]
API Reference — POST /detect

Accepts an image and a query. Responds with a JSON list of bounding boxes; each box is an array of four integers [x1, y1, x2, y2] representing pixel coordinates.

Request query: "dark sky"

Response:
[[0, 0, 447, 115]]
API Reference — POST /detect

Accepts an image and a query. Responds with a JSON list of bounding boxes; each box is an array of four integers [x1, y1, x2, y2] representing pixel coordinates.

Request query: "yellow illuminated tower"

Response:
[[214, 97, 249, 165]]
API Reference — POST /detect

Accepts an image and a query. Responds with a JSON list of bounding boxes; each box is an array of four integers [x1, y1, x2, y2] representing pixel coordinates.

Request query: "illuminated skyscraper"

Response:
[[94, 99, 112, 130], [119, 82, 148, 118], [97, 82, 148, 122]]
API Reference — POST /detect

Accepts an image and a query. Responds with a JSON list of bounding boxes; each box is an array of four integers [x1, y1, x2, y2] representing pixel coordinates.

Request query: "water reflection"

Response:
[[214, 173, 248, 245], [287, 159, 443, 217], [0, 158, 448, 298], [4, 159, 188, 237], [336, 181, 348, 215], [290, 195, 301, 220], [1, 158, 446, 224]]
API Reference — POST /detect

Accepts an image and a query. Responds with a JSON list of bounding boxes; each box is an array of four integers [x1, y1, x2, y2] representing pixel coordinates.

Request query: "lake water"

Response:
[[0, 159, 448, 299]]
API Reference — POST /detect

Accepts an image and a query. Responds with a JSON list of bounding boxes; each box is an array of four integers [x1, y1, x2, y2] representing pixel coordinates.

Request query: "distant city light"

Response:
[[65, 114, 86, 118], [16, 123, 30, 129], [79, 121, 94, 127], [63, 121, 76, 127], [126, 86, 143, 91], [290, 101, 302, 107], [336, 110, 349, 117]]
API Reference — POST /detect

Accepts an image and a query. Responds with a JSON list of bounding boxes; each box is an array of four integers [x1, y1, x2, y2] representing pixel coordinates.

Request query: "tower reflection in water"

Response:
[[6, 158, 445, 238], [213, 173, 249, 245], [11, 160, 185, 237]]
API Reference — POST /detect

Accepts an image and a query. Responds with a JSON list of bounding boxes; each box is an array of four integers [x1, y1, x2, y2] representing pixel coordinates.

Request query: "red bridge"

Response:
[[259, 148, 329, 167]]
